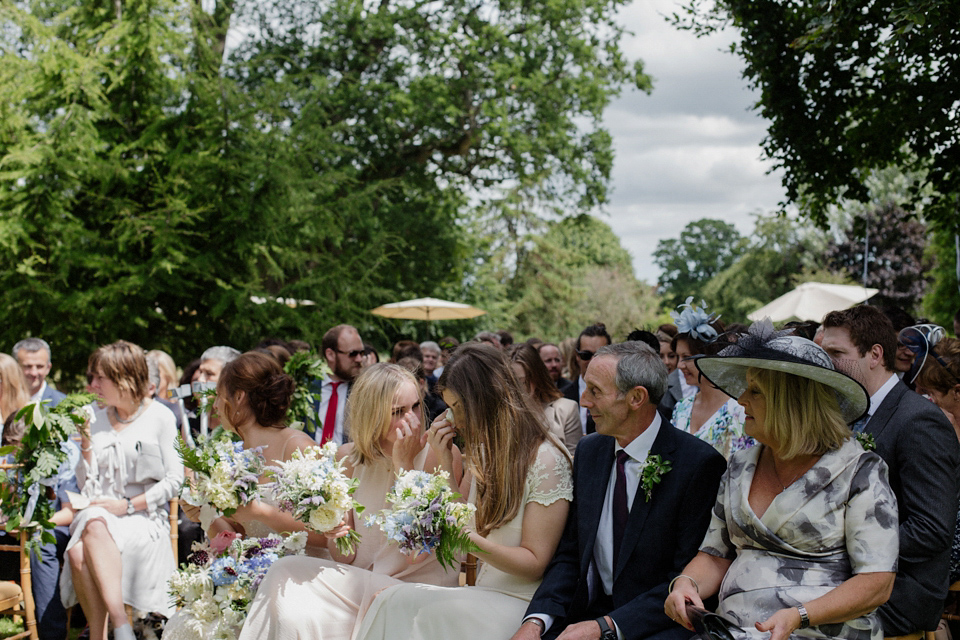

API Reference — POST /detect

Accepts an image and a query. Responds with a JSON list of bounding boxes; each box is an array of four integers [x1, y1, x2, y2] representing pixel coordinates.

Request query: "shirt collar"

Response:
[[616, 412, 662, 462], [868, 373, 899, 416], [29, 381, 48, 404]]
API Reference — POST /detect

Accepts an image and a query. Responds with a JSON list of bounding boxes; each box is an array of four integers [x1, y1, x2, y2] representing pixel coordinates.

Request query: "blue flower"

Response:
[[211, 557, 239, 586]]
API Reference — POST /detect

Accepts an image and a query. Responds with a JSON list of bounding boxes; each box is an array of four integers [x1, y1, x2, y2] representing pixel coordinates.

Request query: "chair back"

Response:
[[0, 463, 39, 640]]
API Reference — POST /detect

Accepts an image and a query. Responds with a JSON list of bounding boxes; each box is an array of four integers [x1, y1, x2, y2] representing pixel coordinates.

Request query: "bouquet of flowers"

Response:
[[266, 442, 363, 555], [167, 531, 307, 640], [366, 469, 478, 571], [178, 432, 265, 531]]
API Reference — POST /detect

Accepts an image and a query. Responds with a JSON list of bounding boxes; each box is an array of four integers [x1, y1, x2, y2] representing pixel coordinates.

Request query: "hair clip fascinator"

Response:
[[671, 297, 720, 343], [899, 324, 947, 385]]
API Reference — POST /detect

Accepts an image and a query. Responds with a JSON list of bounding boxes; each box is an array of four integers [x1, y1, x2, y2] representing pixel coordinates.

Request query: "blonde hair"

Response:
[[90, 340, 149, 401], [0, 353, 30, 423], [749, 367, 850, 459], [146, 349, 178, 391], [346, 363, 422, 467], [439, 343, 568, 536]]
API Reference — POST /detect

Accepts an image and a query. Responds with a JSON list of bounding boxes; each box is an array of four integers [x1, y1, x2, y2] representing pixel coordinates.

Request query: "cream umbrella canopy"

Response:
[[747, 282, 879, 322], [370, 297, 487, 321]]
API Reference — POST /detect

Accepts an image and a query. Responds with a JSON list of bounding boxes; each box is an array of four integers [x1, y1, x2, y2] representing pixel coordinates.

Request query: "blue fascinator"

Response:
[[670, 297, 720, 343]]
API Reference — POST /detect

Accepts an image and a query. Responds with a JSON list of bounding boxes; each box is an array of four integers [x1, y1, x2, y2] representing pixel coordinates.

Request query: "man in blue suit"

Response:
[[13, 337, 66, 408], [513, 341, 726, 640]]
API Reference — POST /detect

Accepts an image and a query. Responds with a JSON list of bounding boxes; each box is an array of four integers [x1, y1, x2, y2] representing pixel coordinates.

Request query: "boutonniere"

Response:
[[640, 454, 672, 502], [855, 432, 876, 452]]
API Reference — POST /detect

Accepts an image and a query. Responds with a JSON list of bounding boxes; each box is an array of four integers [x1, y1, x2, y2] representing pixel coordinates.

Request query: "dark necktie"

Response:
[[612, 449, 630, 566], [321, 381, 341, 444], [851, 414, 870, 433]]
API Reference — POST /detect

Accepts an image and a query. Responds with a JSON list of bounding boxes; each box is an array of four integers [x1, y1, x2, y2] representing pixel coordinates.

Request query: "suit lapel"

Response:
[[580, 437, 615, 572], [866, 380, 906, 441], [613, 425, 678, 580]]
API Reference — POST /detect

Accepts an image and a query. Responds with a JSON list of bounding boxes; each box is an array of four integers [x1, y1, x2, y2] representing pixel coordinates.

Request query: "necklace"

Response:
[[769, 450, 807, 491], [110, 399, 147, 424]]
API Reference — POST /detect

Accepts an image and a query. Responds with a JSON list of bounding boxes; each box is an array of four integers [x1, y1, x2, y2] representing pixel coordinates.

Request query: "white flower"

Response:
[[308, 505, 342, 532]]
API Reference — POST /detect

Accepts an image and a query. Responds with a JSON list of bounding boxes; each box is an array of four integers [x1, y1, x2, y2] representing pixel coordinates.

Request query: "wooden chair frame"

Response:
[[1, 462, 39, 640]]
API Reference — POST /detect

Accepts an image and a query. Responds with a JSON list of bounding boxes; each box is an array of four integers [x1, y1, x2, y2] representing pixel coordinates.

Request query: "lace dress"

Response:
[[60, 401, 183, 616], [672, 395, 754, 459], [354, 441, 574, 640]]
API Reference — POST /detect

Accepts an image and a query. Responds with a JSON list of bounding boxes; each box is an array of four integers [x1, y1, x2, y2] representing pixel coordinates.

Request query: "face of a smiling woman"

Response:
[[737, 371, 769, 444]]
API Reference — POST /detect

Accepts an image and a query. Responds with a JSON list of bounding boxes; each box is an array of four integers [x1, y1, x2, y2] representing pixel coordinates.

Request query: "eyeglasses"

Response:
[[577, 350, 595, 361], [336, 349, 364, 359]]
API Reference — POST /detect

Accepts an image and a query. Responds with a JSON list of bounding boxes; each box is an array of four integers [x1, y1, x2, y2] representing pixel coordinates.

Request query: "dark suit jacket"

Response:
[[867, 379, 960, 635], [527, 424, 727, 640], [41, 384, 66, 409], [562, 378, 595, 434]]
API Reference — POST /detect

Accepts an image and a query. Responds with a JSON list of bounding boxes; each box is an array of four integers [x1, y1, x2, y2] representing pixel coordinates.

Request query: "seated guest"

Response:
[[396, 356, 447, 423], [13, 338, 66, 408], [0, 353, 30, 422], [510, 343, 581, 456], [666, 321, 898, 640], [512, 341, 726, 640], [539, 342, 572, 391], [671, 301, 753, 459], [238, 363, 464, 640], [821, 307, 960, 637], [435, 337, 459, 378], [63, 341, 183, 640], [357, 344, 572, 640], [419, 340, 441, 390], [913, 335, 960, 583], [563, 323, 613, 435]]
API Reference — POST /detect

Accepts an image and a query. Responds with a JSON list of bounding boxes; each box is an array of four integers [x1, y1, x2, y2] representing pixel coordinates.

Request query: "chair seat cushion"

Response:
[[0, 580, 23, 610]]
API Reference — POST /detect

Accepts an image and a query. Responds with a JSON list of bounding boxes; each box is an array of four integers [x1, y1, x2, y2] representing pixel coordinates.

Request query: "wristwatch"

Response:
[[125, 497, 135, 515], [596, 617, 617, 640]]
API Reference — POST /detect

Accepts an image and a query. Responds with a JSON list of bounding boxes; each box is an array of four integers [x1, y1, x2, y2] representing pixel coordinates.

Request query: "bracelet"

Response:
[[81, 445, 92, 452], [668, 574, 699, 594], [796, 604, 810, 629]]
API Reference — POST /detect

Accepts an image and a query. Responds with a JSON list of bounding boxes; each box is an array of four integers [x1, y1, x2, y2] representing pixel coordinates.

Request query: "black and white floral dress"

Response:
[[701, 437, 899, 640]]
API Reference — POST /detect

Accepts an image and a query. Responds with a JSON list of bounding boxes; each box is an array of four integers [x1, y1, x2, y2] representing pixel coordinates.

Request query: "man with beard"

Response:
[[539, 342, 572, 392], [310, 324, 365, 444]]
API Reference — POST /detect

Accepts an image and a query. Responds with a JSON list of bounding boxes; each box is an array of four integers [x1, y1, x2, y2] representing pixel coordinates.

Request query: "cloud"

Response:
[[604, 0, 787, 284]]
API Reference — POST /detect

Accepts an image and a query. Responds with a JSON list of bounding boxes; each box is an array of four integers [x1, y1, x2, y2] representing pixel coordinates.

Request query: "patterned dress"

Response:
[[355, 441, 574, 640], [672, 395, 754, 459], [701, 438, 899, 640]]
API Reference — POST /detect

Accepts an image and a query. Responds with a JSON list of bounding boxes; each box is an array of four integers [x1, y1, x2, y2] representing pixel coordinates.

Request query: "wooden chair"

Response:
[[0, 462, 39, 640], [460, 553, 478, 587]]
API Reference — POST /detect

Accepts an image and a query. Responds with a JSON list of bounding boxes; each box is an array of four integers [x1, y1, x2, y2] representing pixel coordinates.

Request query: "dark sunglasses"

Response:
[[577, 350, 595, 361], [336, 349, 365, 359]]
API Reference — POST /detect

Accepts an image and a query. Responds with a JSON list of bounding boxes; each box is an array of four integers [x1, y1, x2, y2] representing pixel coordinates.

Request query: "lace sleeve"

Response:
[[525, 442, 573, 507]]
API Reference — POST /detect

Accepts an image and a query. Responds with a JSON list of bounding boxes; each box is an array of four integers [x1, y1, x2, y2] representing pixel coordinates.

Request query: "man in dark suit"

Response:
[[822, 306, 960, 637], [512, 341, 726, 640], [13, 337, 66, 408]]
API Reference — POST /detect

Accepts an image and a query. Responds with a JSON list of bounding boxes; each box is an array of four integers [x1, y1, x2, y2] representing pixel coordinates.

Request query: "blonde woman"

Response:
[[238, 363, 464, 640], [356, 343, 573, 640], [0, 353, 30, 423]]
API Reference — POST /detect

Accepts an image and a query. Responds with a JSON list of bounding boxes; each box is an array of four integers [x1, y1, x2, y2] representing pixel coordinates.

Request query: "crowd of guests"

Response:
[[2, 301, 960, 640]]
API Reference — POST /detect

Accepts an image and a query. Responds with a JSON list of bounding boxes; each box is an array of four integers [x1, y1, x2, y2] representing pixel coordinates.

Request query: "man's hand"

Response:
[[510, 620, 546, 640], [556, 620, 603, 640]]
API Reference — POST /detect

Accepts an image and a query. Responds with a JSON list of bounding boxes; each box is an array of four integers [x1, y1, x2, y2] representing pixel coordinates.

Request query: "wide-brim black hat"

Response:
[[694, 319, 869, 425]]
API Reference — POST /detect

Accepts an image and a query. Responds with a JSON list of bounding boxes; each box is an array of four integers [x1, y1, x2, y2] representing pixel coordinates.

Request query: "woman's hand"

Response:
[[664, 578, 703, 631], [89, 498, 128, 517], [425, 412, 456, 474], [755, 607, 802, 640], [322, 520, 353, 542], [391, 410, 422, 472]]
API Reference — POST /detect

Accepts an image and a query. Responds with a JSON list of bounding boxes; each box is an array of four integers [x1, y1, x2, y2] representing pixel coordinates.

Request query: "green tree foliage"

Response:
[[826, 203, 931, 314], [505, 215, 660, 342], [653, 218, 746, 309], [0, 0, 648, 381], [923, 227, 960, 329], [673, 0, 960, 229]]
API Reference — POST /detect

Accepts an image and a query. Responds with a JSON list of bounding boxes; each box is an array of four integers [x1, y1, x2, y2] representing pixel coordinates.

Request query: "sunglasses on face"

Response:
[[336, 349, 365, 359], [577, 350, 595, 361]]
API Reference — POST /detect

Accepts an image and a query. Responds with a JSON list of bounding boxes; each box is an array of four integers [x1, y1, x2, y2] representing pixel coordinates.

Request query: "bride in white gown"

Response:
[[355, 343, 573, 640]]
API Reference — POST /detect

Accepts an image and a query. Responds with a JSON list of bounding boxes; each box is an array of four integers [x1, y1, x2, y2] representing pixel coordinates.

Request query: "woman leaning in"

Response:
[[509, 343, 582, 456], [62, 341, 184, 640], [664, 321, 898, 640]]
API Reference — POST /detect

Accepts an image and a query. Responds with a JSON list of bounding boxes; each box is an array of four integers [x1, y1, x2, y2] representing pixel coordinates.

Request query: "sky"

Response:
[[604, 0, 788, 285]]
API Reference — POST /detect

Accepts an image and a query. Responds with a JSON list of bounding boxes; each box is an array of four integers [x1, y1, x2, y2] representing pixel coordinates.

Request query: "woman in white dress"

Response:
[[62, 341, 184, 640], [355, 342, 573, 640], [509, 343, 581, 456], [237, 362, 465, 640]]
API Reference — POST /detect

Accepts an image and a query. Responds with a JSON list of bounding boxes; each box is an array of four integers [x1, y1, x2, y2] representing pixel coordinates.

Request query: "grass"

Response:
[[0, 616, 24, 639]]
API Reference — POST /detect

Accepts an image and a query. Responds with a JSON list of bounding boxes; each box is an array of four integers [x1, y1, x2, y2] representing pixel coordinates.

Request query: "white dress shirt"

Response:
[[315, 376, 351, 444], [578, 376, 588, 434], [864, 372, 898, 428], [29, 381, 48, 404]]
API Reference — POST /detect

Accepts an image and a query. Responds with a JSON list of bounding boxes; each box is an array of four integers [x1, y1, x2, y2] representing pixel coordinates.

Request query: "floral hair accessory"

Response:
[[670, 297, 720, 343]]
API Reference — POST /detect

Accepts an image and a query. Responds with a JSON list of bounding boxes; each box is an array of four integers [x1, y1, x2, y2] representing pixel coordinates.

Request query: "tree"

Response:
[[653, 219, 746, 309], [923, 227, 960, 330], [673, 0, 960, 230], [0, 0, 649, 380], [825, 203, 932, 313]]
